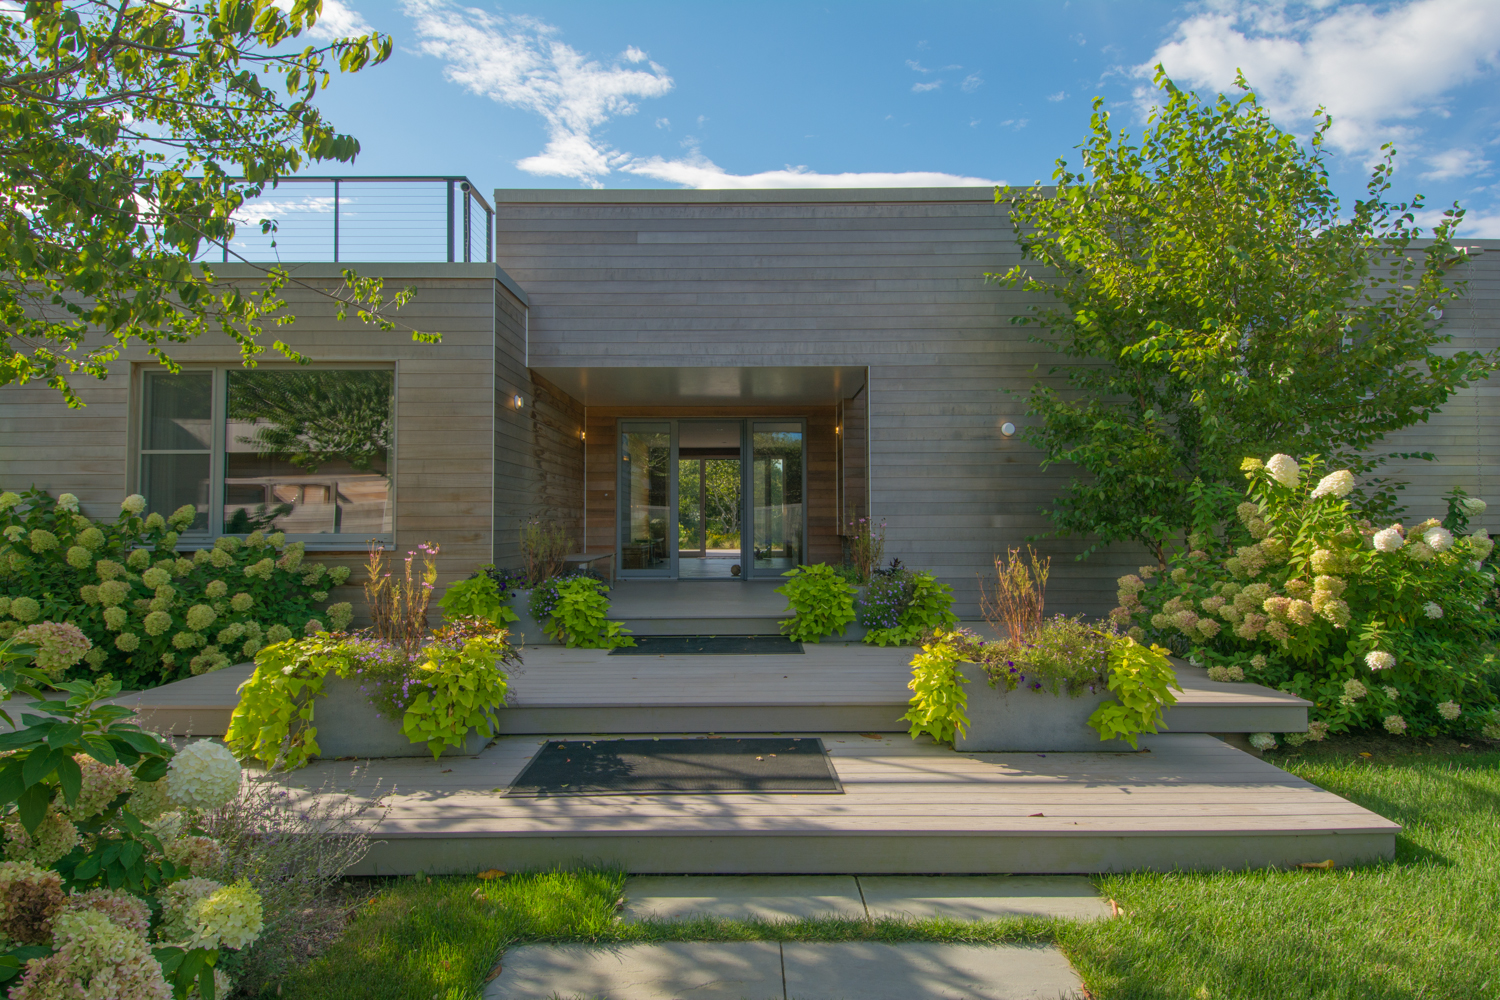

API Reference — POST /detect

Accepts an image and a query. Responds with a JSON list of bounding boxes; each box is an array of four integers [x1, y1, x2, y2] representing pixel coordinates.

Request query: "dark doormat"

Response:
[[608, 635, 803, 655], [505, 737, 843, 796]]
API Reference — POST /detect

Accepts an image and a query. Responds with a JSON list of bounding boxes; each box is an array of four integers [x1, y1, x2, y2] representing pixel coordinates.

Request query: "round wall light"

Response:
[[513, 394, 525, 410], [1000, 421, 1016, 437]]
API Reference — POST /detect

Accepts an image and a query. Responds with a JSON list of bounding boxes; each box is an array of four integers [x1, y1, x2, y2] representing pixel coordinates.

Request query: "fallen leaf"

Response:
[[1109, 898, 1121, 917], [859, 733, 883, 740], [1028, 812, 1044, 817], [440, 769, 452, 774], [1298, 859, 1336, 870], [1359, 752, 1372, 757], [485, 963, 503, 982], [755, 756, 764, 760], [1461, 744, 1471, 748], [477, 869, 506, 880]]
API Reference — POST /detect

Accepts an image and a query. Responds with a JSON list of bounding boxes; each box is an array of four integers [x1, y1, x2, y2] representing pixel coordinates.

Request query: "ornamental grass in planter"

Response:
[[904, 547, 1181, 751], [226, 544, 521, 768]]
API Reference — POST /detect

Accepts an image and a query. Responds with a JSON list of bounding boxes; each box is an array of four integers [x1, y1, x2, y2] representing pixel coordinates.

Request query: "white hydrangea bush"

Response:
[[1115, 455, 1499, 739], [0, 488, 354, 689]]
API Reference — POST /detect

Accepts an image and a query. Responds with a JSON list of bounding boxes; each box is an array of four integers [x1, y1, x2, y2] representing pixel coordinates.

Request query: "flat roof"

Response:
[[493, 187, 998, 205]]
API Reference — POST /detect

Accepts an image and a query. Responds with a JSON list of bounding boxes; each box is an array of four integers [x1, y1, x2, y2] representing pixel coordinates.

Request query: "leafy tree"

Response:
[[0, 0, 433, 407], [227, 369, 392, 472], [992, 68, 1497, 566]]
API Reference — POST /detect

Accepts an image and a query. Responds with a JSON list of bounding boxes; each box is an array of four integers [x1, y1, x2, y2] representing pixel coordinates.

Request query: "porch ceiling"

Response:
[[532, 366, 866, 407]]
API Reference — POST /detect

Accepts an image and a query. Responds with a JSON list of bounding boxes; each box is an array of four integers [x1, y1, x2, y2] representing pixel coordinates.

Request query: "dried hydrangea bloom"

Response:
[[16, 909, 171, 1000], [1383, 714, 1408, 735], [1438, 701, 1461, 720], [69, 755, 134, 820], [63, 888, 150, 937], [2, 811, 80, 866], [165, 836, 224, 877], [0, 861, 65, 944], [1250, 654, 1268, 670], [15, 622, 92, 677], [1343, 678, 1368, 700], [1265, 454, 1299, 488], [1248, 732, 1278, 750], [165, 741, 241, 811], [1305, 721, 1330, 741]]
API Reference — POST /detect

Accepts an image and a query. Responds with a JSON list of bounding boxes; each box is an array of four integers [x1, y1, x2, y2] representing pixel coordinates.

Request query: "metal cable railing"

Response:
[[214, 176, 493, 264]]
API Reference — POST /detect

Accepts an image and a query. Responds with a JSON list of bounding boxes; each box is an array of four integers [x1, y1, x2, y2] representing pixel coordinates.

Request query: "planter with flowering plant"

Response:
[[0, 622, 266, 999], [1113, 454, 1499, 744], [903, 547, 1183, 751], [0, 488, 354, 690], [225, 543, 521, 768]]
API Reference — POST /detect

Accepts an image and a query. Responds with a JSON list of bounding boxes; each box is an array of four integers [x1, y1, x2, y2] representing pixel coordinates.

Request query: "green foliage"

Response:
[[399, 636, 512, 758], [901, 629, 971, 744], [540, 577, 635, 649], [1118, 456, 1500, 738], [0, 488, 352, 689], [227, 625, 518, 769], [979, 615, 1115, 696], [776, 564, 857, 643], [678, 458, 742, 550], [991, 68, 1496, 561], [0, 0, 436, 407], [862, 570, 958, 647], [1086, 638, 1181, 749], [437, 575, 520, 631]]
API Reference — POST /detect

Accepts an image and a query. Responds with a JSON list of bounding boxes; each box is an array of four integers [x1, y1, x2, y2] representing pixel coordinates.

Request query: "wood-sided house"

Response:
[[3, 182, 1497, 619]]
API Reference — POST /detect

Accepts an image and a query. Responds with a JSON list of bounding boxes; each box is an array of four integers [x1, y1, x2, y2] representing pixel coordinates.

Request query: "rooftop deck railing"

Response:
[[215, 176, 493, 264]]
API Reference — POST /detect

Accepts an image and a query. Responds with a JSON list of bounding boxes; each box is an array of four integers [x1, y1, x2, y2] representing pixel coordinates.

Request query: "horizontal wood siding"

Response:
[[495, 194, 1150, 615], [0, 269, 508, 617]]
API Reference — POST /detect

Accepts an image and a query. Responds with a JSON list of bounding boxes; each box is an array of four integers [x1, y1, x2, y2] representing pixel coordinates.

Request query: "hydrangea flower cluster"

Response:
[[1265, 454, 1300, 488], [1310, 470, 1355, 499], [164, 740, 242, 811], [1248, 732, 1278, 751], [1365, 651, 1395, 671], [14, 622, 91, 679]]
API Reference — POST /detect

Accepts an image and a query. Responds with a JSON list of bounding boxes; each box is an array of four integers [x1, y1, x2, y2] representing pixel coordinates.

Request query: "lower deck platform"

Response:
[[280, 731, 1397, 876]]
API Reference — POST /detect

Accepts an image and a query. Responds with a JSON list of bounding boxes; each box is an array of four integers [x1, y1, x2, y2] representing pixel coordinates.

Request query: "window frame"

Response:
[[130, 362, 397, 551]]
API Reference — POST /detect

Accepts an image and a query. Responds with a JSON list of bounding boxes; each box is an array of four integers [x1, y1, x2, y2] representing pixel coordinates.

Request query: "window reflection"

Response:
[[223, 370, 392, 535], [752, 423, 804, 571]]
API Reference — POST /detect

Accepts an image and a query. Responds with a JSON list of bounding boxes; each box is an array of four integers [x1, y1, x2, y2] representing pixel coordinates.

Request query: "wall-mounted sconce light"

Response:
[[836, 425, 842, 435], [513, 394, 525, 410], [579, 430, 586, 441], [1000, 421, 1016, 437]]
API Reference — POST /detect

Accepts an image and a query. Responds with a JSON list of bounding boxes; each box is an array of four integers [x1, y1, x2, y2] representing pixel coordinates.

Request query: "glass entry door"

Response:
[[677, 420, 744, 579], [617, 418, 805, 580]]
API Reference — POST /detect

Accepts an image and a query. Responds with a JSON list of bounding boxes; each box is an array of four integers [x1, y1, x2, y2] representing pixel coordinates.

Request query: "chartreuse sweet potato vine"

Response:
[[777, 564, 857, 643], [903, 628, 1179, 748]]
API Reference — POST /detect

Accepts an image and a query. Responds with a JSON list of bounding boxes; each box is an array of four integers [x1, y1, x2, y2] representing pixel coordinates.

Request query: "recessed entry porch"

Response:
[[536, 365, 868, 590]]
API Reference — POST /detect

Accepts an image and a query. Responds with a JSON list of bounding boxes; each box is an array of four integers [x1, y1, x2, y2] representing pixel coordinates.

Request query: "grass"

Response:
[[267, 735, 1500, 1000]]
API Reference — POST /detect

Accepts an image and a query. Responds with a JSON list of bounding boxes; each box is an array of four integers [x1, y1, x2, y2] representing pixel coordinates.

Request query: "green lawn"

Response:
[[270, 737, 1500, 1000]]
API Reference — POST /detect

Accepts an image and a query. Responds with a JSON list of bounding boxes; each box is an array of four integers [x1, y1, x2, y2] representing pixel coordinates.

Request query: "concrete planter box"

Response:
[[506, 589, 556, 646], [954, 671, 1133, 753], [313, 676, 492, 759]]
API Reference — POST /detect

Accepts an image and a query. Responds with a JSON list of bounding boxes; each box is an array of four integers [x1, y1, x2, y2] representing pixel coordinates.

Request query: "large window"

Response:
[[138, 367, 394, 544]]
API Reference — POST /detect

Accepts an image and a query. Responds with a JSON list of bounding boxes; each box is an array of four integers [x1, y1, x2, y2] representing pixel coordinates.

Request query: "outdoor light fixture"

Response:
[[1001, 421, 1016, 437], [513, 394, 525, 410], [580, 430, 586, 441]]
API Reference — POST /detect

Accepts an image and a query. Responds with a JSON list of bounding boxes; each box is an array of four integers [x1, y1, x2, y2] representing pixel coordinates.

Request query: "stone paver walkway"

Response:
[[487, 941, 1084, 1000], [622, 874, 1110, 923]]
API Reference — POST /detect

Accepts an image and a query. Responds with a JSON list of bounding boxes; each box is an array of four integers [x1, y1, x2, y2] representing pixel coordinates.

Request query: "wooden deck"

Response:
[[275, 731, 1397, 876], [115, 643, 1309, 737]]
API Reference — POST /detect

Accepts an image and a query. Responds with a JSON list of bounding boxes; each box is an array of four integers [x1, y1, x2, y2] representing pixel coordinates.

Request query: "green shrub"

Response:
[[1114, 455, 1500, 738], [861, 568, 958, 646], [973, 614, 1115, 695], [776, 564, 857, 642], [436, 573, 520, 631], [0, 488, 352, 689], [534, 576, 634, 649]]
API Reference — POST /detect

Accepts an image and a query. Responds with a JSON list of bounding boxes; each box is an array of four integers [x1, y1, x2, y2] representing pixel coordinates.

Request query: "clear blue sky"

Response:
[[305, 1, 1500, 235]]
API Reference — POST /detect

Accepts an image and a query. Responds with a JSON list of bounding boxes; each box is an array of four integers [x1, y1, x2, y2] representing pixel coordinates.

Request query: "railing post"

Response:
[[333, 178, 341, 263], [463, 188, 472, 263], [446, 180, 455, 263], [486, 209, 493, 263]]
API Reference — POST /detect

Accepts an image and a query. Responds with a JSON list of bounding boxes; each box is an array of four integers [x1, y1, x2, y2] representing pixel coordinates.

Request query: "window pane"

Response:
[[752, 423, 803, 571], [142, 372, 212, 450], [224, 370, 393, 535], [142, 454, 210, 531], [619, 425, 670, 572]]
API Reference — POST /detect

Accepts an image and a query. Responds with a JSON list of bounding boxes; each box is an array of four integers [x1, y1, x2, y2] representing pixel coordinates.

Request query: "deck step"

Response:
[[618, 615, 787, 636]]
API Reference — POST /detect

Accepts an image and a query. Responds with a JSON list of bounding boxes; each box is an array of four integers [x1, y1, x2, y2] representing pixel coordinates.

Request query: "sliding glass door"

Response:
[[617, 418, 805, 580]]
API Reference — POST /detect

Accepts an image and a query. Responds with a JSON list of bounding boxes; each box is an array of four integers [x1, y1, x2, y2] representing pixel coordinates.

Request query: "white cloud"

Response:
[[403, 3, 995, 189], [1046, 90, 1067, 102], [961, 73, 983, 93], [620, 153, 997, 189], [1422, 147, 1492, 180], [912, 80, 943, 93], [1140, 0, 1500, 158], [274, 0, 371, 39], [1454, 209, 1500, 237], [401, 0, 673, 186], [906, 59, 933, 73]]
